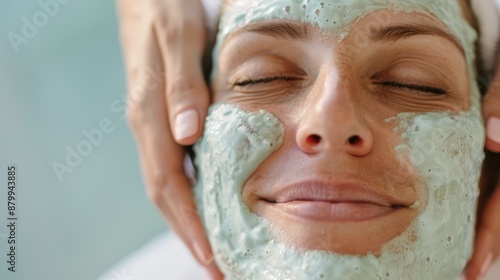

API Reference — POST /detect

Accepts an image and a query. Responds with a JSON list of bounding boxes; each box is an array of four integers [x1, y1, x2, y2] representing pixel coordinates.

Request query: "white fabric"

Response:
[[471, 0, 500, 72], [201, 0, 223, 32], [98, 232, 206, 280]]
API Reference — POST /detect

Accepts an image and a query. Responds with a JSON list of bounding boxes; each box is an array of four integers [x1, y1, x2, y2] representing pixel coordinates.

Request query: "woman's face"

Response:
[[212, 10, 469, 255], [195, 0, 485, 278]]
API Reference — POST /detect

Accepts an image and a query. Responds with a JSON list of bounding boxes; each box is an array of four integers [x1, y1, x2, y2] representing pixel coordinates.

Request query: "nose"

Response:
[[296, 71, 374, 157]]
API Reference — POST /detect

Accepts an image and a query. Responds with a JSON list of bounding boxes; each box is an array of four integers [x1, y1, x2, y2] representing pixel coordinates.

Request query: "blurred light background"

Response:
[[0, 1, 166, 279], [2, 1, 500, 280]]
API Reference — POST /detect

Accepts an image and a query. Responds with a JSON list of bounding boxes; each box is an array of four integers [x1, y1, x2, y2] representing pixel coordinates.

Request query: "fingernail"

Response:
[[487, 116, 500, 144], [193, 241, 209, 264], [205, 262, 223, 280], [202, 269, 219, 280], [478, 252, 493, 279], [174, 109, 199, 141]]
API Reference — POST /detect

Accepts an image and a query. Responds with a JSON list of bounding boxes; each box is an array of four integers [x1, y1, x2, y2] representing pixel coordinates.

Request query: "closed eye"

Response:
[[231, 77, 448, 95], [374, 81, 448, 95], [231, 75, 301, 87]]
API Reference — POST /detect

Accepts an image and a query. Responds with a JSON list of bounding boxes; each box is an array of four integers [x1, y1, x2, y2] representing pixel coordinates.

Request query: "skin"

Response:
[[117, 0, 499, 279], [117, 0, 221, 279], [212, 9, 469, 255], [471, 75, 500, 279]]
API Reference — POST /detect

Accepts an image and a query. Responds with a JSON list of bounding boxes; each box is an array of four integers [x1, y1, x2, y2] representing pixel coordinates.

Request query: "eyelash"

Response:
[[232, 76, 448, 95], [374, 81, 448, 95], [231, 75, 301, 87]]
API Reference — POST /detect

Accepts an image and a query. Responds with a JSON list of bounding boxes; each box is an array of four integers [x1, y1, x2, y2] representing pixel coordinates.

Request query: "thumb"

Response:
[[155, 0, 210, 145]]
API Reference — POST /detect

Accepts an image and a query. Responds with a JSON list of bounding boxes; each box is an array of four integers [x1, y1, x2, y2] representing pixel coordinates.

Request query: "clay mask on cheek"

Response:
[[194, 0, 485, 279]]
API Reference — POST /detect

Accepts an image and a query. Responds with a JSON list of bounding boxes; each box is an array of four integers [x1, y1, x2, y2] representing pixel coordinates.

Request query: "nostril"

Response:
[[307, 134, 321, 145], [348, 135, 361, 145]]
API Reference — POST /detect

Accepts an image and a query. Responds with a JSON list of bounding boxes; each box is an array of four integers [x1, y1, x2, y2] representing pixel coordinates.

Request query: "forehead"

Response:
[[217, 0, 476, 58], [225, 10, 464, 53]]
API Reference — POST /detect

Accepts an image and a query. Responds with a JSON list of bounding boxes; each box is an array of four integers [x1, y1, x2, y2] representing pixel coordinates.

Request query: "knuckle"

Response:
[[147, 188, 163, 206], [163, 24, 182, 43], [167, 74, 197, 103], [125, 107, 141, 130], [159, 17, 204, 45], [125, 95, 147, 129], [125, 87, 152, 130], [182, 18, 204, 35], [146, 172, 168, 206]]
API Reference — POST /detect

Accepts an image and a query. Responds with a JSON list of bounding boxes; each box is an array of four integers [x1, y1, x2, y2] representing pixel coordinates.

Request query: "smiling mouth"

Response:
[[267, 200, 402, 222], [259, 181, 411, 223]]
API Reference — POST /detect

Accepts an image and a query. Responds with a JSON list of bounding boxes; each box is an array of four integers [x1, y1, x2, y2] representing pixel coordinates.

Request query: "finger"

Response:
[[124, 26, 221, 278], [150, 3, 219, 274], [134, 98, 222, 278], [466, 227, 494, 280], [131, 79, 221, 274], [483, 54, 500, 153], [467, 180, 500, 279], [117, 0, 151, 88], [120, 0, 192, 252], [124, 20, 192, 247], [154, 0, 210, 146]]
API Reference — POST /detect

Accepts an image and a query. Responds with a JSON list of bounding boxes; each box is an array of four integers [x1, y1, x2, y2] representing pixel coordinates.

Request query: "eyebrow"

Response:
[[369, 24, 464, 54], [238, 21, 311, 41], [236, 21, 463, 53]]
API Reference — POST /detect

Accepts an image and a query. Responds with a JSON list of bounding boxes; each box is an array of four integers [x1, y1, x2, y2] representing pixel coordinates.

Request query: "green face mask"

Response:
[[195, 1, 485, 279]]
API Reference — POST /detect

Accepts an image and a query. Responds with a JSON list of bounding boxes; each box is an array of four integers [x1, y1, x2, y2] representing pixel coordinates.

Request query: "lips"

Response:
[[259, 181, 412, 222]]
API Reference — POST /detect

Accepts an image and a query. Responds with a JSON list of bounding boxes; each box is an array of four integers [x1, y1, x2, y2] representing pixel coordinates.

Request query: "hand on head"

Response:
[[466, 51, 500, 280], [117, 0, 221, 278]]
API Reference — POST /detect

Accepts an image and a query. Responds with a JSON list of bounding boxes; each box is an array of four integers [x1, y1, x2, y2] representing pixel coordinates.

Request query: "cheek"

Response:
[[370, 122, 427, 203]]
